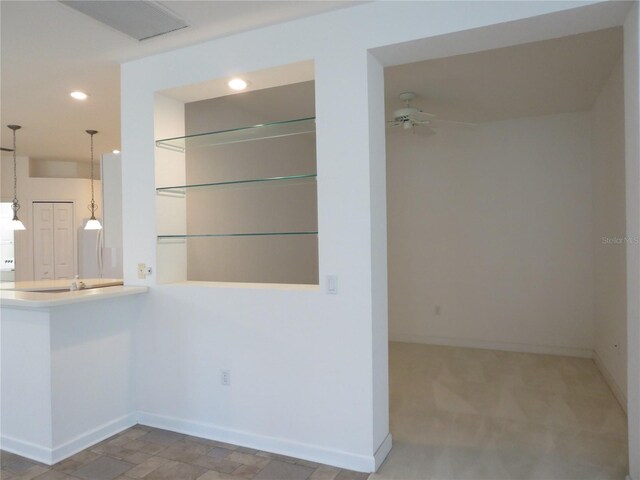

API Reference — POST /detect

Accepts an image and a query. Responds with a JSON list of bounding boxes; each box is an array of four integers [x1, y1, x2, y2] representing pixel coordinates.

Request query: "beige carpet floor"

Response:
[[371, 342, 629, 480]]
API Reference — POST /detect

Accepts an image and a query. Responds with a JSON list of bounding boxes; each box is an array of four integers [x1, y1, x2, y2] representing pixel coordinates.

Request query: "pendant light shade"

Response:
[[7, 125, 25, 231], [84, 129, 102, 230]]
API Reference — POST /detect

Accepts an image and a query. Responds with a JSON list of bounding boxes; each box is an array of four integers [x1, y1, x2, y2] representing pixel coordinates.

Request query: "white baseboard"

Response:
[[137, 412, 377, 472], [51, 413, 138, 464], [0, 435, 52, 465], [389, 333, 593, 358], [1, 413, 138, 465], [593, 350, 628, 414], [373, 433, 392, 471]]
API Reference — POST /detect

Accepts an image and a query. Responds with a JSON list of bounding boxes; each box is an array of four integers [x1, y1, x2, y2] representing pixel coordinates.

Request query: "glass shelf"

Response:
[[156, 117, 316, 152], [158, 231, 318, 240], [156, 174, 316, 195]]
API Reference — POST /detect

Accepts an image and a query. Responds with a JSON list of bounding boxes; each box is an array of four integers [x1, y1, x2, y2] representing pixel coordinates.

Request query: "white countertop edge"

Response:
[[0, 286, 149, 309]]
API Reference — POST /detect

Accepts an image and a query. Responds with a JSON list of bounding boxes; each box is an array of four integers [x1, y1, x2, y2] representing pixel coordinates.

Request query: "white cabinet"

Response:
[[33, 202, 74, 280]]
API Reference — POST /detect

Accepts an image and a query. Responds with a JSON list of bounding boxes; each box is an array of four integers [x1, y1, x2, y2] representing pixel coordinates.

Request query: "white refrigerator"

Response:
[[78, 228, 103, 278], [78, 153, 123, 279]]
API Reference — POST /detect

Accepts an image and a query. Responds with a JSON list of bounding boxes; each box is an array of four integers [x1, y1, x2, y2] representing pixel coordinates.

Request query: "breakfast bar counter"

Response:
[[0, 282, 148, 464]]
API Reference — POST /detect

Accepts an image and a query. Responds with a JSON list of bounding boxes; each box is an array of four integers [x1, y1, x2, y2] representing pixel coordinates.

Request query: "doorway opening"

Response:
[[383, 27, 628, 479]]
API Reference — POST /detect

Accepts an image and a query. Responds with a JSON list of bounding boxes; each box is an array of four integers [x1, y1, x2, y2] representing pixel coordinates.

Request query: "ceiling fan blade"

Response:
[[408, 111, 435, 122], [412, 125, 437, 137], [431, 118, 477, 127]]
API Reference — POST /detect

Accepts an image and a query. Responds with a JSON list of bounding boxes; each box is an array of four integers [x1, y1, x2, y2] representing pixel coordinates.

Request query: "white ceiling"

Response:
[[0, 0, 359, 162], [0, 2, 625, 164], [385, 27, 623, 124]]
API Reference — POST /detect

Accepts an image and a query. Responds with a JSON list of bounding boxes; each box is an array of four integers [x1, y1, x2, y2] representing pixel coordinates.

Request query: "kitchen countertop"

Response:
[[0, 284, 148, 309], [0, 278, 123, 292]]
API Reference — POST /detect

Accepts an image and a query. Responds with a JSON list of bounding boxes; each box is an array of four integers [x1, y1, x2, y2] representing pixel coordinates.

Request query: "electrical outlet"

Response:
[[137, 263, 146, 279], [221, 369, 231, 386]]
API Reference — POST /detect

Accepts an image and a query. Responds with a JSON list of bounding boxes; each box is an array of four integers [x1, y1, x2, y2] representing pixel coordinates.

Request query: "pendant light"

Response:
[[84, 129, 102, 230], [7, 125, 25, 231]]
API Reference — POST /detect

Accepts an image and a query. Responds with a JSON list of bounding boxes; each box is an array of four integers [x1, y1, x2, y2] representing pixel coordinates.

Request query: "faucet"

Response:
[[70, 275, 86, 291]]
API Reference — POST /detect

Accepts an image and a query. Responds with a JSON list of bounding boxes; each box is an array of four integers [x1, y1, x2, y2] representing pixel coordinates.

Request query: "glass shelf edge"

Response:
[[156, 174, 317, 192], [156, 117, 316, 151]]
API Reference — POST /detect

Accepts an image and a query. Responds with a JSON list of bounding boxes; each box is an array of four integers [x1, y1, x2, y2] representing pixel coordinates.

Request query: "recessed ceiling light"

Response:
[[112, 150, 120, 154], [70, 91, 88, 100], [227, 78, 248, 91]]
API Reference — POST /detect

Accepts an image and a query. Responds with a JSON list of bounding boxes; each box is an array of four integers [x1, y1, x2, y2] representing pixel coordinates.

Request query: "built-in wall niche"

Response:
[[155, 81, 318, 285]]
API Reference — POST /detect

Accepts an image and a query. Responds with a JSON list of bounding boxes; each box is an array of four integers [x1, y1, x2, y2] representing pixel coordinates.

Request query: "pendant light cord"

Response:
[[86, 129, 99, 219], [8, 124, 22, 221], [12, 128, 18, 205], [90, 131, 95, 210]]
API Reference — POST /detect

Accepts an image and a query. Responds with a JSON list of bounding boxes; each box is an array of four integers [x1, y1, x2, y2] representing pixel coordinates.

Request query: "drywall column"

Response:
[[366, 52, 390, 464], [624, 3, 640, 479], [121, 86, 156, 286], [314, 45, 389, 466]]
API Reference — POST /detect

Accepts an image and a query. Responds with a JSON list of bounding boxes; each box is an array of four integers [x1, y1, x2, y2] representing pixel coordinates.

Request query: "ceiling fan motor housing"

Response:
[[393, 106, 421, 121]]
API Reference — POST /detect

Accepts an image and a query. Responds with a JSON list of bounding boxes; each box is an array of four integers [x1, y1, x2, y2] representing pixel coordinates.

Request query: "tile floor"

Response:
[[1, 342, 629, 480], [0, 426, 368, 480], [371, 342, 629, 480]]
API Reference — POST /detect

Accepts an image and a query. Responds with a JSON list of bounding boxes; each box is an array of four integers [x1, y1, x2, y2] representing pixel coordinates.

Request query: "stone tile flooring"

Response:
[[0, 426, 369, 480]]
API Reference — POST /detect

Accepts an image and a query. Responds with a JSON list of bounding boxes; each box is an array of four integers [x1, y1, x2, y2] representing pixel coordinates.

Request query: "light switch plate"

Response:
[[326, 275, 338, 294]]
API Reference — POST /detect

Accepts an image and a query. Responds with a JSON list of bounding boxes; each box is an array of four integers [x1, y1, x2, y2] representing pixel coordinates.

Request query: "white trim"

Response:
[[137, 412, 377, 472], [389, 333, 593, 358], [593, 350, 628, 414], [373, 433, 392, 471], [0, 435, 52, 465], [51, 412, 138, 464], [0, 413, 137, 465]]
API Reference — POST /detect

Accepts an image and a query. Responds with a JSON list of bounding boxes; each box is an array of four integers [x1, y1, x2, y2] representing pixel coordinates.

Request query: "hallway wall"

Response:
[[591, 57, 627, 408], [387, 112, 595, 356]]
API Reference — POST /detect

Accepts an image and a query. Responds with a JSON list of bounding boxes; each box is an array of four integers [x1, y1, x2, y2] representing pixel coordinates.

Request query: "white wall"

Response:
[[591, 58, 628, 408], [120, 0, 633, 472], [388, 112, 595, 357], [0, 155, 100, 281]]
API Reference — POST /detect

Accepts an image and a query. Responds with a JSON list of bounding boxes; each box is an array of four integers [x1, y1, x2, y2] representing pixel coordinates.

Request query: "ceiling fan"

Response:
[[387, 92, 475, 134]]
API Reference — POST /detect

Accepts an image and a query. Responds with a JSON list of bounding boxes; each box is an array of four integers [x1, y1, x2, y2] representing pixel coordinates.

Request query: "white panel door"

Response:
[[53, 203, 74, 279], [33, 203, 55, 280], [33, 202, 74, 280]]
